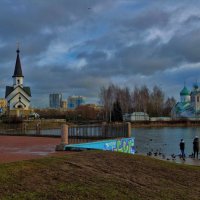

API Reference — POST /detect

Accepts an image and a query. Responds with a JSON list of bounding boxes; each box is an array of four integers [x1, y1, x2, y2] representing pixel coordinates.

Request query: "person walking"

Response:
[[193, 136, 199, 159], [179, 139, 185, 159]]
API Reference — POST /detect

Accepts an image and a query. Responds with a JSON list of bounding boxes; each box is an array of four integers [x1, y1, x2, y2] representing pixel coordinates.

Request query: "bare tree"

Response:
[[99, 86, 108, 120], [116, 87, 131, 114], [99, 84, 117, 121], [100, 83, 174, 119], [163, 97, 176, 116], [149, 85, 165, 117], [140, 85, 150, 113], [131, 86, 140, 112], [131, 85, 149, 112]]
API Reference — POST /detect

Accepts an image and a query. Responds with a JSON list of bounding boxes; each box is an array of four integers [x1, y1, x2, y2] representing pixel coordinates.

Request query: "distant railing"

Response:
[[0, 120, 64, 136], [0, 122, 24, 135], [0, 121, 131, 140], [56, 122, 132, 150], [0, 123, 41, 135], [68, 123, 131, 139]]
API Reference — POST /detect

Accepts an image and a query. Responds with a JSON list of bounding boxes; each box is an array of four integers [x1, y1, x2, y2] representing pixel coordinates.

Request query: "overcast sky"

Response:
[[1, 0, 200, 107]]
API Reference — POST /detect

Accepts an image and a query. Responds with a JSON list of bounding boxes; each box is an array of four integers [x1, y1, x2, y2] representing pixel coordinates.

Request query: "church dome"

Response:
[[180, 86, 190, 96], [193, 83, 199, 90]]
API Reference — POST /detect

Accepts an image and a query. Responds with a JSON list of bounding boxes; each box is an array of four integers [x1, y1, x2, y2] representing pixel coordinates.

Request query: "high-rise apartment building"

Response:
[[67, 96, 85, 109], [49, 93, 62, 108], [61, 100, 67, 109]]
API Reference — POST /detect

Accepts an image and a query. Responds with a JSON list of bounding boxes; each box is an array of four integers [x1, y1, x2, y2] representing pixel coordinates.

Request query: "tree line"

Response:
[[99, 84, 176, 121]]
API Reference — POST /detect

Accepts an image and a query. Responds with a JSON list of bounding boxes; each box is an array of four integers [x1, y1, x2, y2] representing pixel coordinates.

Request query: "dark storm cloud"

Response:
[[1, 0, 200, 106], [0, 0, 112, 61], [161, 30, 200, 63], [72, 5, 200, 76], [77, 51, 108, 61], [74, 39, 174, 77], [123, 10, 170, 30], [184, 15, 200, 25], [22, 63, 108, 107]]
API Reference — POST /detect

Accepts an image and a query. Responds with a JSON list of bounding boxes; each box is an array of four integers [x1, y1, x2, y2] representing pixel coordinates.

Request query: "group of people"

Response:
[[179, 136, 199, 159]]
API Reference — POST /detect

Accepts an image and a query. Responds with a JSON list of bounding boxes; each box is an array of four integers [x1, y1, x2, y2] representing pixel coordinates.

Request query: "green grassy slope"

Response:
[[0, 151, 199, 200]]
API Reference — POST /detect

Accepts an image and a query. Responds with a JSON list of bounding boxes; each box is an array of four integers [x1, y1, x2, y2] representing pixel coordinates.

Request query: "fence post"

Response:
[[36, 123, 41, 135], [56, 124, 69, 151], [23, 123, 27, 134], [127, 122, 131, 138], [102, 122, 107, 138], [61, 124, 68, 145]]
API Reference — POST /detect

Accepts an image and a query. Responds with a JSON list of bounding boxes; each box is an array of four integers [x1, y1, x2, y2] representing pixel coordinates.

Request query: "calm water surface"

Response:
[[132, 127, 200, 156], [14, 127, 200, 157]]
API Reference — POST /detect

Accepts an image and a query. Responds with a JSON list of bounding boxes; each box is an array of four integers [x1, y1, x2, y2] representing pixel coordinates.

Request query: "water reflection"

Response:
[[132, 127, 200, 156]]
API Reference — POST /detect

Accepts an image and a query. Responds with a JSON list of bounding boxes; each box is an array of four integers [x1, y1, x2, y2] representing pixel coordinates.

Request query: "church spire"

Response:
[[12, 46, 24, 78]]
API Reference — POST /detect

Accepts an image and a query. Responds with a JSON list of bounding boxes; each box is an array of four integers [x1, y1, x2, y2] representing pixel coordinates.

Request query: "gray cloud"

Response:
[[1, 0, 200, 106], [162, 30, 200, 63], [123, 10, 170, 31]]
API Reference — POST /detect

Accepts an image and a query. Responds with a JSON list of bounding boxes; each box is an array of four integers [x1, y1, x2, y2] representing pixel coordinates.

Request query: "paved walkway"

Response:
[[146, 154, 200, 166], [0, 135, 67, 163], [165, 156, 200, 166]]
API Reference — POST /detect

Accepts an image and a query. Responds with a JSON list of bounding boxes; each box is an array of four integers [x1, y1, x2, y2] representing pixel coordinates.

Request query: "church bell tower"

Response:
[[12, 48, 24, 88], [5, 47, 31, 116]]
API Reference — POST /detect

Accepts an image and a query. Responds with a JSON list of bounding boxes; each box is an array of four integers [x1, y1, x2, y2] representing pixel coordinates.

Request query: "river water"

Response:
[[5, 127, 199, 157], [132, 127, 200, 156]]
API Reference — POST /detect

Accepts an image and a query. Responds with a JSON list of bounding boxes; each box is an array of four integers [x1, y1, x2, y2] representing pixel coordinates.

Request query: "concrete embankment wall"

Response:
[[131, 120, 200, 128], [2, 118, 200, 131]]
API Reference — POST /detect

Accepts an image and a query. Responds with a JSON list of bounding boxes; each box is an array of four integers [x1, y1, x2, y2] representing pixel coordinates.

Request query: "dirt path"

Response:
[[0, 135, 66, 163]]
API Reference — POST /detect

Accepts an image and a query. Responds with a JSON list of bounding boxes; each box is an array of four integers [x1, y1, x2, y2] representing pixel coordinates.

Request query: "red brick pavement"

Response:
[[0, 135, 67, 163]]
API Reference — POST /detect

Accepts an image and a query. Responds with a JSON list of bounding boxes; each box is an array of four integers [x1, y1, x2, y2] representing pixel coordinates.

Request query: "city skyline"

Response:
[[1, 1, 200, 107]]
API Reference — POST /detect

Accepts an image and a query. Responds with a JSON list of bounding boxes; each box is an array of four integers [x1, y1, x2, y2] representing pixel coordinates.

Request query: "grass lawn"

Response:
[[0, 151, 200, 200]]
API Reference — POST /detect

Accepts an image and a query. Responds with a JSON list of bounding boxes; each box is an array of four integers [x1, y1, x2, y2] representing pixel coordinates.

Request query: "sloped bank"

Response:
[[0, 151, 199, 200]]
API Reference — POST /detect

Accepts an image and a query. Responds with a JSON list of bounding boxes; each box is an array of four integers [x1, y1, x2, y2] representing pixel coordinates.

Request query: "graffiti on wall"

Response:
[[65, 137, 135, 154], [104, 138, 135, 154]]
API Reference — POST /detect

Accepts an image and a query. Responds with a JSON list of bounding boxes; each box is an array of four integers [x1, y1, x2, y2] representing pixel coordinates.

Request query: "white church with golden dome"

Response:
[[171, 83, 200, 118]]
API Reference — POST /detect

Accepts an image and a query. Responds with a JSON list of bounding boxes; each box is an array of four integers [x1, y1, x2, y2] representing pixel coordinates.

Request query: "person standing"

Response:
[[179, 139, 185, 159], [193, 136, 199, 159]]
